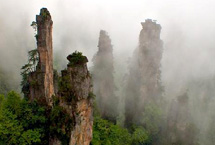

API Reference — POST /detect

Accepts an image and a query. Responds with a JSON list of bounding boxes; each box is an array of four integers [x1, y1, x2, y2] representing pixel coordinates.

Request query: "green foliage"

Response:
[[0, 94, 4, 108], [131, 126, 150, 145], [0, 91, 166, 145], [91, 94, 153, 145], [0, 91, 75, 145], [21, 20, 39, 94], [28, 49, 39, 67], [19, 129, 41, 144], [41, 9, 50, 21], [92, 117, 132, 145], [67, 51, 88, 66], [116, 102, 163, 145], [49, 99, 73, 145], [58, 74, 71, 92], [90, 92, 101, 117], [58, 74, 76, 103], [0, 91, 47, 145], [42, 11, 47, 18], [31, 21, 38, 41], [31, 21, 37, 31], [0, 109, 24, 144], [21, 49, 39, 75], [4, 91, 22, 115], [20, 72, 29, 96], [21, 49, 39, 95], [89, 92, 96, 99]]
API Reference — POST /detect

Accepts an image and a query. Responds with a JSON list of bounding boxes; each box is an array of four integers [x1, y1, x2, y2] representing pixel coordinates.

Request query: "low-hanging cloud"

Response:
[[1, 0, 215, 143]]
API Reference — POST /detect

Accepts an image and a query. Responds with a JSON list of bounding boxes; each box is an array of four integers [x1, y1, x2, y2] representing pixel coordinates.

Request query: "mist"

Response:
[[1, 0, 215, 144], [1, 0, 215, 92]]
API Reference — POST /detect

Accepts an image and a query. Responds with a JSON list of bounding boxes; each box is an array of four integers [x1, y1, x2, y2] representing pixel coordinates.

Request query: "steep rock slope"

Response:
[[27, 8, 54, 106], [23, 8, 93, 145]]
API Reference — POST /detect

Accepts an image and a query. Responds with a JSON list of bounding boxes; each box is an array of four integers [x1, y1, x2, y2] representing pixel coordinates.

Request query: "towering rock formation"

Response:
[[92, 30, 118, 121], [58, 52, 93, 145], [23, 8, 93, 145], [138, 19, 163, 102], [27, 8, 54, 106], [125, 19, 163, 125]]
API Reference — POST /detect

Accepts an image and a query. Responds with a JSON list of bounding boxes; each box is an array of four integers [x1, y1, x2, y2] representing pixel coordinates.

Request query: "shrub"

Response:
[[67, 51, 88, 66], [92, 117, 132, 145], [0, 92, 47, 145]]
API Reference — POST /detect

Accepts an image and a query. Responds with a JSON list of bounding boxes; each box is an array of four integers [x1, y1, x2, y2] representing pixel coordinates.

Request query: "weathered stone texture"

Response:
[[26, 8, 93, 145], [36, 8, 54, 105], [58, 57, 93, 145], [28, 8, 54, 106]]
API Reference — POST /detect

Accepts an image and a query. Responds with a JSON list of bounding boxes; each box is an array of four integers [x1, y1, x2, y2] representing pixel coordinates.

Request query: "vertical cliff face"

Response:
[[28, 8, 54, 106], [36, 8, 54, 105], [58, 52, 93, 145], [125, 19, 163, 125], [92, 30, 118, 121], [24, 8, 93, 145]]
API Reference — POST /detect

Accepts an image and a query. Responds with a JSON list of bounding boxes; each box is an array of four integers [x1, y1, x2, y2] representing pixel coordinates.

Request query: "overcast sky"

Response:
[[1, 0, 215, 96]]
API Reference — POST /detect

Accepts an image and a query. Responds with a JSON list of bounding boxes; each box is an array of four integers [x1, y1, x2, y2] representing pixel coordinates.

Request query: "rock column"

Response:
[[28, 8, 54, 106]]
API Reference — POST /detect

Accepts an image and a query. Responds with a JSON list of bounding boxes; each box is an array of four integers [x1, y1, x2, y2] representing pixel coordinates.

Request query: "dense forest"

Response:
[[1, 1, 215, 145]]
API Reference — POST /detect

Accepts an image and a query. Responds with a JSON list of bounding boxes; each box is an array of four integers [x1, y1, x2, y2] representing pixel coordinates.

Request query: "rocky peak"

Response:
[[92, 30, 117, 122], [24, 8, 93, 145], [58, 52, 93, 145], [36, 8, 54, 105], [125, 20, 163, 126], [98, 30, 113, 53], [138, 19, 163, 101], [27, 8, 54, 106], [140, 19, 161, 41]]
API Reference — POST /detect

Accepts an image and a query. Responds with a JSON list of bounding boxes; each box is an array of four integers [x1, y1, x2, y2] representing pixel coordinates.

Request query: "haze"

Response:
[[0, 0, 215, 97], [1, 0, 215, 144]]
